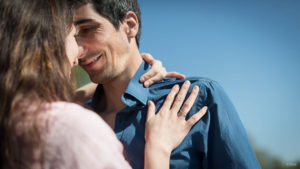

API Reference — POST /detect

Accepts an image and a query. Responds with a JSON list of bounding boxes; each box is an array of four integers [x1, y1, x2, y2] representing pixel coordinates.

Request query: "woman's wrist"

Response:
[[144, 142, 171, 169], [145, 141, 172, 156]]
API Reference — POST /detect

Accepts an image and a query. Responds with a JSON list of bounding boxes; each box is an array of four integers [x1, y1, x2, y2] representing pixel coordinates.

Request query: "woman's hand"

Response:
[[140, 53, 185, 87], [144, 81, 207, 169]]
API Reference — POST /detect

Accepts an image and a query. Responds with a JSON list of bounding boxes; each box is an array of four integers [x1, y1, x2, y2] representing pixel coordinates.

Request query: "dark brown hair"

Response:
[[0, 0, 76, 168]]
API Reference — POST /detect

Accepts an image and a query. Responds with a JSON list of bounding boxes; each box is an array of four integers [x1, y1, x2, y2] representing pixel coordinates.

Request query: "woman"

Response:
[[0, 0, 207, 169]]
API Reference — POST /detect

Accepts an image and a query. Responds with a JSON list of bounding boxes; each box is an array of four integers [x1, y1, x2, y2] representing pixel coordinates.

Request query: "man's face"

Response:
[[74, 3, 131, 84]]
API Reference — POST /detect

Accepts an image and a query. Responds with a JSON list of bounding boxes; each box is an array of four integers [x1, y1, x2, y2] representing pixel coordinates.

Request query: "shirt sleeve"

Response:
[[43, 102, 132, 169], [199, 81, 261, 169]]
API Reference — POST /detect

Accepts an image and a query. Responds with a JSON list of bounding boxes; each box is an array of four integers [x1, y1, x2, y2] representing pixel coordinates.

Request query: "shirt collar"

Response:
[[90, 60, 150, 110], [121, 60, 150, 107]]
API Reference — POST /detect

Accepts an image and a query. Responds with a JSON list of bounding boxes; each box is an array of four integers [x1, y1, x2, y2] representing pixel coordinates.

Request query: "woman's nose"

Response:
[[77, 45, 85, 59]]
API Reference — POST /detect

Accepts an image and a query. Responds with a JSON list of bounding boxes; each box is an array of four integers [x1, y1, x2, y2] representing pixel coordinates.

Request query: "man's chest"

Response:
[[114, 108, 205, 169]]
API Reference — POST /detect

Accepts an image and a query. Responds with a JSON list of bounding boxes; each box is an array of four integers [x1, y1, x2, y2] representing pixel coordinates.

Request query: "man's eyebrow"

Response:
[[74, 19, 94, 26]]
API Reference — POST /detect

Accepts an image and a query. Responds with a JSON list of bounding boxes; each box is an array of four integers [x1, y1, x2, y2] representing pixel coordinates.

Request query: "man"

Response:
[[73, 0, 261, 168]]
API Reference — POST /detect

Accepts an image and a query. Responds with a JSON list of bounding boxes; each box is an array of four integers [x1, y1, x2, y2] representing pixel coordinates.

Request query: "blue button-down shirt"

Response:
[[90, 61, 261, 169]]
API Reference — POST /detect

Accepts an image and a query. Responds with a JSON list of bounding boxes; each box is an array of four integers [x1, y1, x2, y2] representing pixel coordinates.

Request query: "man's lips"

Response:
[[79, 55, 102, 69]]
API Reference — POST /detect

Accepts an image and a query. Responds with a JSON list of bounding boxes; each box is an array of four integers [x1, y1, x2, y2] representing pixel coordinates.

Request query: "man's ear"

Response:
[[123, 11, 139, 38]]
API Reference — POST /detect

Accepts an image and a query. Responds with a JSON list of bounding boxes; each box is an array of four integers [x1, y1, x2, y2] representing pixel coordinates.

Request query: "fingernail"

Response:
[[174, 84, 180, 90], [144, 81, 149, 87], [193, 85, 199, 91], [184, 80, 191, 85], [140, 77, 145, 82]]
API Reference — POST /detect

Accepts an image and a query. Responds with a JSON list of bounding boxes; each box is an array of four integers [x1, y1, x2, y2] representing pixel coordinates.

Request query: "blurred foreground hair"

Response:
[[0, 0, 76, 168]]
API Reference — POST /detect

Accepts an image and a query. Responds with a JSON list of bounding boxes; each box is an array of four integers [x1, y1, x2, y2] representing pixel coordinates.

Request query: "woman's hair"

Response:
[[0, 0, 77, 168]]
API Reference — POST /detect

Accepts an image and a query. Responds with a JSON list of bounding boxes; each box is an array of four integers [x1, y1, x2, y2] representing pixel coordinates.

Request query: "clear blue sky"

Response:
[[138, 0, 300, 163]]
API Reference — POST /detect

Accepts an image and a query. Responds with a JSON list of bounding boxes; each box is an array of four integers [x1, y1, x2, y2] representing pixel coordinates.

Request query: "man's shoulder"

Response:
[[151, 76, 221, 91], [147, 76, 223, 102]]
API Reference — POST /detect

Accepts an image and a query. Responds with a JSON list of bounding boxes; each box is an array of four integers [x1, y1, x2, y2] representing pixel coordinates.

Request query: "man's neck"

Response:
[[100, 49, 142, 113]]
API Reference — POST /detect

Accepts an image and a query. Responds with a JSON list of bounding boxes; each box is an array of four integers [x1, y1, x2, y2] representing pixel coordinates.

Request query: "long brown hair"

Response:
[[0, 0, 77, 168]]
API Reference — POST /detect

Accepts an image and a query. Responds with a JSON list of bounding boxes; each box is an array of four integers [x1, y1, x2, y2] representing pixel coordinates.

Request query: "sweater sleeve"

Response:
[[43, 102, 132, 169]]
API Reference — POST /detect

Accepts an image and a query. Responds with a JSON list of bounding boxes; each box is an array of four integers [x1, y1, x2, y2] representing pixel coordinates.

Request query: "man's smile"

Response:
[[79, 53, 103, 70]]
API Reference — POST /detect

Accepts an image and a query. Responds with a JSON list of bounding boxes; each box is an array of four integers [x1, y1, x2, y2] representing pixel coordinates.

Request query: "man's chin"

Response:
[[89, 74, 107, 84]]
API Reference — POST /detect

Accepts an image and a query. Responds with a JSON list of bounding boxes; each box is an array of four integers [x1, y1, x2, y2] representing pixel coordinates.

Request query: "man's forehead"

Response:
[[74, 3, 98, 22]]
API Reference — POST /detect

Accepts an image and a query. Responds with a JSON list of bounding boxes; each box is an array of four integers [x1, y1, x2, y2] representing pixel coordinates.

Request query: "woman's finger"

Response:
[[178, 85, 199, 118], [140, 54, 163, 83], [143, 68, 166, 87], [140, 65, 159, 83], [146, 100, 156, 121], [158, 84, 180, 114], [170, 81, 191, 114], [165, 72, 186, 79], [186, 106, 208, 128], [140, 61, 164, 85], [141, 53, 154, 65]]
